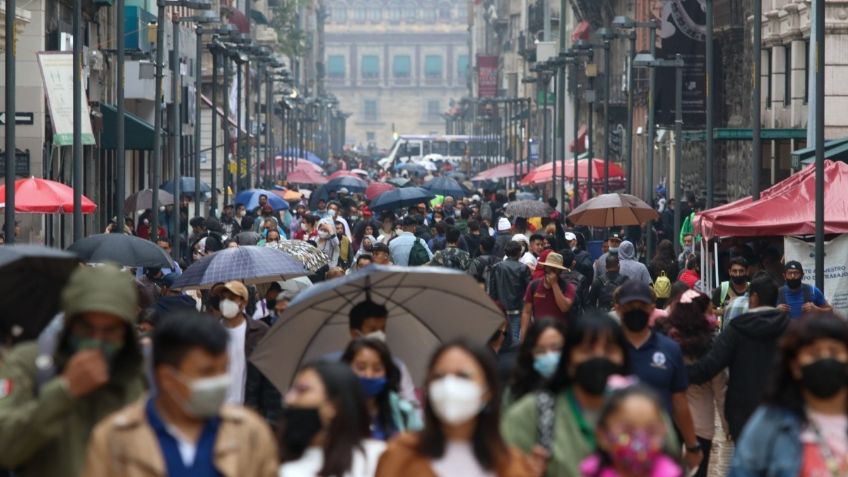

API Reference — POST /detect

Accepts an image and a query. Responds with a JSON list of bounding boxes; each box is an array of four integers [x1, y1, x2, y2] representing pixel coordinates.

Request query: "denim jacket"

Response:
[[728, 405, 802, 477]]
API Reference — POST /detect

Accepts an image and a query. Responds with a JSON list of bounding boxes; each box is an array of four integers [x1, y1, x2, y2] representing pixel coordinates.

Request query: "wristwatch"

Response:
[[685, 442, 702, 453]]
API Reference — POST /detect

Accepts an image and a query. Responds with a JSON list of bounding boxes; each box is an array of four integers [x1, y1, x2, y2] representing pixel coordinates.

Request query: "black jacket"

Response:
[[686, 307, 789, 440], [492, 234, 512, 260], [488, 258, 532, 311], [242, 317, 282, 430]]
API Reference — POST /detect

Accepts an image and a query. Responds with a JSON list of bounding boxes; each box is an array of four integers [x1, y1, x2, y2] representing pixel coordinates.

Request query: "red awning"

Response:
[[200, 94, 250, 136], [571, 20, 591, 42], [569, 125, 588, 153]]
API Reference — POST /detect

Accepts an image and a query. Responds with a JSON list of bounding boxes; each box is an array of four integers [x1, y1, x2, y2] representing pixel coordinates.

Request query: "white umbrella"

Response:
[[250, 265, 504, 392]]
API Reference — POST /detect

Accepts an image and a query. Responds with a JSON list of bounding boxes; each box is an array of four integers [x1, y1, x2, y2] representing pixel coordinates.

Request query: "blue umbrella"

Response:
[[424, 176, 468, 198], [326, 176, 368, 193], [160, 177, 212, 195], [172, 246, 310, 289], [308, 184, 330, 210], [235, 189, 290, 211], [369, 187, 435, 213], [278, 148, 323, 165], [394, 163, 428, 176]]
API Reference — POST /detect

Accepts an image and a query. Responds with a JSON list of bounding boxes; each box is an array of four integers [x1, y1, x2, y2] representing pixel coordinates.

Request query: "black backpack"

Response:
[[597, 274, 629, 311]]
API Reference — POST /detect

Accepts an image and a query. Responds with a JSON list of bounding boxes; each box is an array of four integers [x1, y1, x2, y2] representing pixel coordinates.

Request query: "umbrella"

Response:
[[351, 168, 369, 177], [365, 182, 396, 201], [250, 265, 504, 390], [326, 176, 368, 193], [277, 276, 313, 295], [123, 188, 174, 214], [235, 189, 290, 211], [328, 170, 364, 180], [424, 176, 468, 198], [160, 176, 212, 195], [0, 245, 80, 343], [516, 191, 538, 201], [287, 169, 328, 185], [308, 184, 330, 210], [172, 245, 310, 289], [568, 193, 660, 227], [278, 148, 323, 165], [504, 200, 554, 218], [520, 158, 626, 186], [387, 177, 414, 188], [0, 177, 97, 214], [68, 233, 176, 268], [369, 187, 435, 213], [471, 162, 529, 181], [282, 189, 306, 202], [394, 163, 428, 176], [265, 239, 329, 273]]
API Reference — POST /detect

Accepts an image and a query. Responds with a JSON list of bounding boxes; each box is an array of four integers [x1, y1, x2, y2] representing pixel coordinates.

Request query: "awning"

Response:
[[792, 137, 848, 168], [100, 104, 155, 150], [682, 128, 807, 141], [569, 125, 587, 153], [200, 94, 251, 136]]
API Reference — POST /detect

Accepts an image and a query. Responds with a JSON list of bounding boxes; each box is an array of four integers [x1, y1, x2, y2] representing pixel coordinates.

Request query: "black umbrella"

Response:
[[173, 246, 310, 289], [0, 245, 80, 343], [123, 188, 175, 214], [387, 177, 414, 188], [424, 176, 468, 198], [326, 176, 368, 193], [68, 233, 176, 268], [369, 187, 435, 213]]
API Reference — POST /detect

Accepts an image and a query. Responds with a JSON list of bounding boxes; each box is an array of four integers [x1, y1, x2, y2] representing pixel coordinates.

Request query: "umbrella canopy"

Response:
[[235, 189, 290, 211], [68, 233, 176, 268], [250, 265, 504, 390], [160, 177, 212, 195], [287, 169, 328, 185], [172, 245, 310, 289], [471, 162, 529, 181], [504, 200, 554, 218], [277, 276, 313, 295], [123, 188, 174, 214], [516, 191, 538, 201], [369, 187, 435, 213], [394, 163, 428, 176], [328, 170, 364, 180], [282, 189, 307, 202], [278, 148, 323, 165], [326, 176, 368, 193], [568, 193, 659, 227], [265, 239, 329, 273], [308, 184, 330, 210], [387, 177, 414, 188], [0, 245, 80, 343], [0, 177, 97, 214], [424, 176, 468, 198], [520, 158, 626, 186], [365, 182, 396, 201], [351, 168, 369, 177]]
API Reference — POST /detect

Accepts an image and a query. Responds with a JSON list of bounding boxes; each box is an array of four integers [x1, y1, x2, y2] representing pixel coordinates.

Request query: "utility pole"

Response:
[[814, 0, 825, 290], [116, 0, 126, 229], [4, 0, 16, 243], [705, 0, 714, 208], [194, 24, 203, 217], [73, 0, 83, 241], [673, 56, 684, 256], [645, 23, 657, 259], [752, 0, 762, 200], [625, 31, 635, 194], [151, 0, 166, 242], [170, 18, 181, 259]]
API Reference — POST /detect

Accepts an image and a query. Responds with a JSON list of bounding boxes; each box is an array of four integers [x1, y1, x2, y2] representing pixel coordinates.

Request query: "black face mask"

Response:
[[266, 298, 277, 310], [786, 278, 803, 289], [731, 275, 748, 285], [280, 406, 323, 455], [622, 309, 650, 332], [801, 358, 848, 399], [573, 357, 620, 395]]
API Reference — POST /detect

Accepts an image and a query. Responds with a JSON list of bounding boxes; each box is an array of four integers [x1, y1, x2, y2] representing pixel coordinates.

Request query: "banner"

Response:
[[37, 52, 96, 146], [784, 234, 848, 317], [477, 55, 498, 98]]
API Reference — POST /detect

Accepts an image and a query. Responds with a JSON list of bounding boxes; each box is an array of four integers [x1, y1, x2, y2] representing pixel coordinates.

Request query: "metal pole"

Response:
[[559, 69, 566, 209], [236, 61, 243, 194], [587, 70, 594, 200], [265, 70, 272, 185], [254, 62, 261, 187], [705, 0, 714, 208], [116, 0, 126, 230], [814, 0, 825, 290], [4, 0, 16, 243], [210, 45, 218, 215], [752, 0, 762, 200], [603, 40, 611, 194], [674, 57, 683, 256], [573, 65, 580, 207], [223, 52, 231, 206], [171, 18, 180, 259], [646, 24, 657, 259], [151, 1, 165, 242], [625, 31, 635, 194], [73, 0, 83, 241], [194, 25, 202, 217]]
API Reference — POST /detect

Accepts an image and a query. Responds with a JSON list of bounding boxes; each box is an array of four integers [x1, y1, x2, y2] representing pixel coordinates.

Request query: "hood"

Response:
[[730, 306, 789, 338], [619, 240, 636, 260], [153, 295, 198, 315]]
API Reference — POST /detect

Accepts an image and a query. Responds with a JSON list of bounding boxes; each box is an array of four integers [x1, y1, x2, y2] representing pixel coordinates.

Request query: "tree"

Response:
[[270, 0, 309, 58]]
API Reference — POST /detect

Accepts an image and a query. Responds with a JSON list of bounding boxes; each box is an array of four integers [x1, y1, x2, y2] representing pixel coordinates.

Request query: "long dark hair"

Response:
[[765, 312, 848, 419], [341, 338, 401, 437], [548, 313, 630, 393], [417, 339, 507, 471], [656, 291, 714, 358], [509, 318, 567, 401]]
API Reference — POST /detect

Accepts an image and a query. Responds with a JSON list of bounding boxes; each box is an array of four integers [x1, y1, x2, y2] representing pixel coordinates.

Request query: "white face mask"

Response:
[[318, 230, 330, 240], [172, 372, 230, 418], [363, 330, 386, 342], [428, 375, 484, 425], [238, 210, 247, 217], [220, 299, 241, 319], [328, 209, 337, 218]]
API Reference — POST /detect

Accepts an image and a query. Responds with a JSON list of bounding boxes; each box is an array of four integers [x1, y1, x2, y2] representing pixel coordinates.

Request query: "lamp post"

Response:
[[597, 28, 617, 194], [705, 0, 714, 208], [73, 0, 83, 240]]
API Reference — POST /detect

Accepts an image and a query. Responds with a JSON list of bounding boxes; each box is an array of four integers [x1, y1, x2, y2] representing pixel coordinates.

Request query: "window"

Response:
[[784, 46, 791, 106], [431, 140, 449, 155], [367, 7, 381, 22], [427, 100, 441, 120], [353, 6, 366, 22], [366, 132, 376, 143], [765, 48, 772, 108], [361, 55, 380, 79], [450, 141, 468, 156], [422, 8, 436, 22], [393, 55, 411, 78], [403, 6, 416, 21], [804, 41, 810, 104], [388, 6, 402, 22], [457, 54, 469, 80], [333, 7, 347, 22], [364, 100, 378, 121], [425, 55, 443, 78], [327, 55, 345, 79], [438, 3, 452, 20]]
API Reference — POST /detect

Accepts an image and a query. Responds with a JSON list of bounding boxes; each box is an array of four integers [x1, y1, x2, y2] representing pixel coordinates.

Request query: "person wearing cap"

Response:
[[777, 260, 831, 319], [0, 265, 145, 477], [510, 233, 538, 271], [592, 234, 623, 281], [388, 216, 433, 266], [614, 280, 703, 471], [212, 281, 281, 427], [492, 216, 513, 258], [520, 252, 575, 337]]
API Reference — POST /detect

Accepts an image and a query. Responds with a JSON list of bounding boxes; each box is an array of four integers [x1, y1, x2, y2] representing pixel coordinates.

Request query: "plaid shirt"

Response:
[[723, 294, 750, 326]]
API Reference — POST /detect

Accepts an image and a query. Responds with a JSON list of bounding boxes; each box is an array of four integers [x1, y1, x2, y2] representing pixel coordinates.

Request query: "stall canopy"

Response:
[[696, 160, 848, 239]]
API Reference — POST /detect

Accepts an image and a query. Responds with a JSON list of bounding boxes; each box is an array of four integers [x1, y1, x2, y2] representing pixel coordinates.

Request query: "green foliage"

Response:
[[270, 0, 309, 57]]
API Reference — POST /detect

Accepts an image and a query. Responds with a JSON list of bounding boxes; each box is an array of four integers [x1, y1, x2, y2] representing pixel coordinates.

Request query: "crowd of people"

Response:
[[1, 161, 846, 477]]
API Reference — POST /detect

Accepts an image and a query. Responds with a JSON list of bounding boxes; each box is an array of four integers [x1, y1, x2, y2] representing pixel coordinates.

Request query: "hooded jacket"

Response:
[[617, 241, 653, 286], [686, 306, 789, 440]]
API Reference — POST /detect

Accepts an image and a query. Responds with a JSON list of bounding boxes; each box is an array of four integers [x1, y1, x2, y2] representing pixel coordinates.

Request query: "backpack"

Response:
[[777, 284, 813, 306], [654, 271, 672, 299], [408, 239, 431, 266], [597, 274, 628, 311]]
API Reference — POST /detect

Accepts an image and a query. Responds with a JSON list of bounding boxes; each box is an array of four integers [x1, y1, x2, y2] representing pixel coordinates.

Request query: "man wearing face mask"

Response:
[[0, 265, 145, 477], [83, 311, 279, 477], [711, 256, 751, 320], [777, 261, 832, 319], [593, 234, 622, 281], [614, 281, 703, 471]]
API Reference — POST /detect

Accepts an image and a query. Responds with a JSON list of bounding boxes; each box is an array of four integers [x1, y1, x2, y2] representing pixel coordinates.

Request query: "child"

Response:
[[580, 383, 683, 477]]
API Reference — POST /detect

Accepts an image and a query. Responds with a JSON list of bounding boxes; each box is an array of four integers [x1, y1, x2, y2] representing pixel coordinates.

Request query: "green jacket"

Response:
[[0, 339, 145, 477]]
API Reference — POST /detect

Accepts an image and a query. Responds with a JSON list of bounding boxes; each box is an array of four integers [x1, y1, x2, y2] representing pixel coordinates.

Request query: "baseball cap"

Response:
[[338, 187, 350, 194], [564, 232, 577, 242], [608, 233, 622, 243], [497, 217, 511, 232], [616, 280, 654, 305], [785, 261, 804, 273], [213, 280, 249, 301]]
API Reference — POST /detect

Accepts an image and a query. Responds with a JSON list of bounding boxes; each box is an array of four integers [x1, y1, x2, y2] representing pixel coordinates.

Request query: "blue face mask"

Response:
[[533, 351, 561, 379], [359, 376, 387, 397]]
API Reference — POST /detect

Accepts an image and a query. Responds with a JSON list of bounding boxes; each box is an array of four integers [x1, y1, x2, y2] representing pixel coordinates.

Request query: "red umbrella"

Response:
[[365, 182, 396, 201], [472, 162, 529, 181], [0, 177, 97, 214], [520, 158, 625, 186], [287, 169, 328, 185]]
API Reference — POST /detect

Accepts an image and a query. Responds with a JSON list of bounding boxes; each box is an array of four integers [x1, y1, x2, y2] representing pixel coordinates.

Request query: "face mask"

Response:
[[428, 375, 484, 425], [622, 309, 650, 332], [731, 275, 748, 285], [800, 358, 848, 398], [609, 247, 619, 254], [363, 330, 387, 342], [350, 215, 359, 221], [573, 357, 619, 395], [786, 278, 803, 289], [238, 210, 247, 217], [266, 298, 277, 311], [69, 336, 122, 363], [171, 372, 230, 418], [159, 206, 166, 212], [328, 210, 337, 218], [359, 376, 387, 397], [301, 223, 308, 231], [533, 351, 561, 379], [220, 299, 241, 319], [318, 230, 330, 240], [281, 406, 323, 455], [605, 429, 663, 475], [683, 245, 693, 253]]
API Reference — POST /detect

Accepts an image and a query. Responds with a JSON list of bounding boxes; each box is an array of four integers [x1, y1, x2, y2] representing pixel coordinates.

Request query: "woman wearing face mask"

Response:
[[728, 313, 848, 477], [341, 338, 422, 441], [501, 314, 631, 477], [352, 221, 377, 252], [504, 319, 567, 408], [376, 340, 539, 477], [316, 219, 341, 268], [298, 215, 319, 241], [352, 235, 377, 272], [279, 361, 385, 477]]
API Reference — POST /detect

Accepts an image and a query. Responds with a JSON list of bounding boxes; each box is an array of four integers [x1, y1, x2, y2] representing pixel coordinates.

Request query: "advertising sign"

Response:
[[477, 55, 498, 98], [784, 234, 848, 316], [37, 52, 96, 146]]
